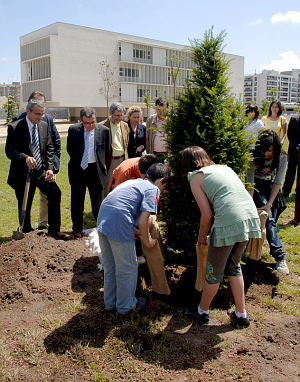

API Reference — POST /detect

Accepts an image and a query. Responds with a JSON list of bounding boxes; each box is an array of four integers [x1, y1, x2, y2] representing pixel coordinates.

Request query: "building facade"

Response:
[[0, 82, 21, 103], [244, 69, 300, 111], [20, 22, 244, 120]]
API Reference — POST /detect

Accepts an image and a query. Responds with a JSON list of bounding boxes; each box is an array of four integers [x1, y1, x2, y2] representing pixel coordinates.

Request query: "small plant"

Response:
[[3, 93, 19, 124], [99, 60, 118, 118]]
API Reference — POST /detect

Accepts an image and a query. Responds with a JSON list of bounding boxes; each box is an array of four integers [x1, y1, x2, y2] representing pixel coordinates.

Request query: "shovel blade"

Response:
[[13, 230, 25, 240]]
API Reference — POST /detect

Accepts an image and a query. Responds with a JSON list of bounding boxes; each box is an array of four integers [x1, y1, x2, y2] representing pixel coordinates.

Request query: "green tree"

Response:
[[166, 53, 183, 101], [142, 91, 153, 119], [295, 99, 300, 114], [3, 94, 18, 124], [99, 60, 117, 118], [268, 86, 278, 101], [261, 98, 270, 116], [162, 28, 249, 259]]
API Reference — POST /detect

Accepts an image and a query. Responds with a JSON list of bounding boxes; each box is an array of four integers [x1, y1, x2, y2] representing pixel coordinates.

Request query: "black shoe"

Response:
[[185, 305, 209, 325], [105, 307, 116, 314], [23, 227, 34, 234], [119, 297, 147, 315], [227, 308, 250, 328], [133, 297, 147, 312], [38, 224, 49, 230]]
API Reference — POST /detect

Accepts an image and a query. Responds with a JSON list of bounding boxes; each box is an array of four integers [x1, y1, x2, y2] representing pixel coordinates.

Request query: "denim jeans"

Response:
[[98, 232, 138, 314], [254, 185, 286, 261]]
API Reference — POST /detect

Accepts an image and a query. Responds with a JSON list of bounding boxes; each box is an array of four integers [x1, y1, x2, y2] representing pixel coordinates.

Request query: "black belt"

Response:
[[112, 155, 125, 159]]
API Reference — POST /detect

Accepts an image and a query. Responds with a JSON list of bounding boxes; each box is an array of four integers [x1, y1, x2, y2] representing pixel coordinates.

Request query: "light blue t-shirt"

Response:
[[97, 179, 160, 242]]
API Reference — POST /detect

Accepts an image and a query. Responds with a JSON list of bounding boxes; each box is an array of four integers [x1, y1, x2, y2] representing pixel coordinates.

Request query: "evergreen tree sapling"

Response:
[[162, 28, 249, 258]]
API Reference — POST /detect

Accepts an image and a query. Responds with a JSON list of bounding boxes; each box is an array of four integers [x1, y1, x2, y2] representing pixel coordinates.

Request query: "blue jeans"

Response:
[[254, 186, 286, 261], [98, 232, 138, 314]]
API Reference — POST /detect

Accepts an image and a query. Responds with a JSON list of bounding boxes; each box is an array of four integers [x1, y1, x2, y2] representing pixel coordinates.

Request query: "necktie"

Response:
[[32, 124, 42, 170], [81, 131, 90, 170]]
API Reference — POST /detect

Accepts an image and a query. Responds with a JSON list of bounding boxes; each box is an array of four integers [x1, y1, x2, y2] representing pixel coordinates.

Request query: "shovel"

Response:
[[13, 169, 33, 240]]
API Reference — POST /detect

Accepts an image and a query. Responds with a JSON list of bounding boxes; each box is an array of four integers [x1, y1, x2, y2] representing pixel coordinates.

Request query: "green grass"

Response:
[[1, 137, 300, 318], [0, 137, 95, 242]]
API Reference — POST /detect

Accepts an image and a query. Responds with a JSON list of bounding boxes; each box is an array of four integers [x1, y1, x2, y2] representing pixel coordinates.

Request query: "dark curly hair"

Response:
[[253, 129, 282, 174]]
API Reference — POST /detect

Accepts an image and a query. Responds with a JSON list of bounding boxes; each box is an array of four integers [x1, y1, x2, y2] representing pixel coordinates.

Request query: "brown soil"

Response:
[[0, 231, 299, 381]]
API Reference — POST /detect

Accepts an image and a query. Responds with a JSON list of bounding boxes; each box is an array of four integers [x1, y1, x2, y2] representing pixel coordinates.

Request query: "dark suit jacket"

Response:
[[100, 118, 130, 164], [5, 117, 54, 189], [127, 121, 146, 158], [13, 112, 61, 173], [287, 115, 300, 149], [67, 123, 111, 188]]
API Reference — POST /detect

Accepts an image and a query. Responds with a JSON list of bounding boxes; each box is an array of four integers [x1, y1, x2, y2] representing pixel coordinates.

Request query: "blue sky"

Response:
[[0, 0, 299, 84]]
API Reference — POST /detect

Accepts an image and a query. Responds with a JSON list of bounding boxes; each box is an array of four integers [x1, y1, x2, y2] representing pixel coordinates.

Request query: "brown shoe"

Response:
[[50, 232, 71, 240], [71, 231, 83, 238]]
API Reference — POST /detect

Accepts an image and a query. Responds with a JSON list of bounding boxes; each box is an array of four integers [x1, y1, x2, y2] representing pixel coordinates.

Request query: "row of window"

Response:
[[119, 67, 140, 78], [133, 48, 151, 60]]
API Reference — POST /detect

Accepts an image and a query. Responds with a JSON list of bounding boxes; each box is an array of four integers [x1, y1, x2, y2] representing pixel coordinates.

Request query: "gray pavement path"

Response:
[[0, 119, 71, 142]]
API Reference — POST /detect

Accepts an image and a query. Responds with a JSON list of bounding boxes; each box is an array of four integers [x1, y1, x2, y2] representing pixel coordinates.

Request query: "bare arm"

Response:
[[281, 121, 287, 145], [190, 173, 213, 244], [258, 182, 281, 214], [137, 211, 156, 248]]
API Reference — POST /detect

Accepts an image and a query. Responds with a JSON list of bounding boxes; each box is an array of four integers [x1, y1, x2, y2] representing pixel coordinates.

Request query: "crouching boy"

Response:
[[96, 163, 169, 314]]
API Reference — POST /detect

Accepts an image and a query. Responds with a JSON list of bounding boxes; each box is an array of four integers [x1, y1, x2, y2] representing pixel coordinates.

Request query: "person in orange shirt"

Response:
[[109, 154, 157, 192]]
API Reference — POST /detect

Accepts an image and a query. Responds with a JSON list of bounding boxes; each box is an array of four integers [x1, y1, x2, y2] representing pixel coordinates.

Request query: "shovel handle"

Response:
[[21, 169, 33, 212]]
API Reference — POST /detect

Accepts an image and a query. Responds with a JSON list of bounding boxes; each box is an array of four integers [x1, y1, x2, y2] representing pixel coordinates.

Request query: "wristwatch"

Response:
[[267, 201, 272, 207]]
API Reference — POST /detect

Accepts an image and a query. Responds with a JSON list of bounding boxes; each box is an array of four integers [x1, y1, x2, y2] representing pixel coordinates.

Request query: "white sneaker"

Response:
[[276, 260, 289, 275], [137, 256, 146, 265]]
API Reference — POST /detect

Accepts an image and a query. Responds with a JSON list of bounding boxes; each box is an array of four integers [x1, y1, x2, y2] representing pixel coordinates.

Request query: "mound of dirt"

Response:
[[0, 231, 299, 382], [0, 231, 101, 308]]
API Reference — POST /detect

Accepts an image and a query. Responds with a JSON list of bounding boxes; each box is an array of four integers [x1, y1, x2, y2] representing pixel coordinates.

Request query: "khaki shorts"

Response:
[[205, 241, 247, 284]]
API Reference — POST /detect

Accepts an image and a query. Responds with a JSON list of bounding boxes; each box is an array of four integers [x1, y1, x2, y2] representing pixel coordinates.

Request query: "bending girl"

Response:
[[182, 147, 261, 328]]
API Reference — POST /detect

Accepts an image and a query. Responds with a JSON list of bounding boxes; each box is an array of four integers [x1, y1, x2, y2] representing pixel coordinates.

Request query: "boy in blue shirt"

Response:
[[97, 163, 169, 314]]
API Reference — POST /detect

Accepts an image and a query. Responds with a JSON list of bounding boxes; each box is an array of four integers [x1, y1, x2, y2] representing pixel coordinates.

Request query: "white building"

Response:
[[0, 82, 21, 103], [20, 22, 244, 120], [244, 69, 300, 111]]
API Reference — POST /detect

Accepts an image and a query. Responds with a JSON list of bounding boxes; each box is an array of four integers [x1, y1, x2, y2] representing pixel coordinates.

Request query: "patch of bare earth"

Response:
[[0, 231, 299, 381]]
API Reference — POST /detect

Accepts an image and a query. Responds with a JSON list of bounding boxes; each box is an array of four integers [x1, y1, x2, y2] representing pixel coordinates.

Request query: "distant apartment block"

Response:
[[244, 69, 300, 111], [20, 22, 244, 120], [0, 82, 21, 103]]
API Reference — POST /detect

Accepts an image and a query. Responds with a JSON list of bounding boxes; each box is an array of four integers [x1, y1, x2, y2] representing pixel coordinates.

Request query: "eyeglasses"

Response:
[[82, 121, 96, 126], [112, 113, 124, 118], [31, 112, 44, 117]]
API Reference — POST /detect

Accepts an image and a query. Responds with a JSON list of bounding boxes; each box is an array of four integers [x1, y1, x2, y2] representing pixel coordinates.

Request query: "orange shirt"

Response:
[[109, 157, 140, 192]]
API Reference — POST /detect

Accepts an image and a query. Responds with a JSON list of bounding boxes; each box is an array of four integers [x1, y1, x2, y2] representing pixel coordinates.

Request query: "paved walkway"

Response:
[[0, 119, 71, 143]]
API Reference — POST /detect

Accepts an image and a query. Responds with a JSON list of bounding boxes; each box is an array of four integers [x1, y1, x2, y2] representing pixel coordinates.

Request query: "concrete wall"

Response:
[[20, 22, 245, 118]]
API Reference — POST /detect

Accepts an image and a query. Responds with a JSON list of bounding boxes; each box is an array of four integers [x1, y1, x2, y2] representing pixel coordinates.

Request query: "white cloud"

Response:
[[250, 19, 263, 25], [271, 11, 300, 23], [261, 51, 300, 71], [1, 57, 8, 61]]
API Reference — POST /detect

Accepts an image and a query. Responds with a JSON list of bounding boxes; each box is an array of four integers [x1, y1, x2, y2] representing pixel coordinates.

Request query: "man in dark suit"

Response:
[[283, 115, 300, 197], [6, 99, 67, 239], [67, 107, 111, 236], [12, 91, 61, 229], [100, 102, 130, 197]]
